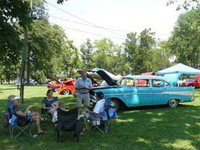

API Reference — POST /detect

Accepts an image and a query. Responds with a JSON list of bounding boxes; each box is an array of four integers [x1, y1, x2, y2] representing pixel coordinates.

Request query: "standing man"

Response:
[[75, 70, 92, 115]]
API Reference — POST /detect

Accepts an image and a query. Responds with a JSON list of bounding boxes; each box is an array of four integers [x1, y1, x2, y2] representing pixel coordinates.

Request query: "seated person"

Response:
[[9, 95, 45, 135], [42, 89, 58, 115], [83, 91, 106, 129], [52, 101, 68, 123]]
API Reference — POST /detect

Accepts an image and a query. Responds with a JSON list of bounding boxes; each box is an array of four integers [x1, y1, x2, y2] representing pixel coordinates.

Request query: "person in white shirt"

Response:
[[83, 91, 105, 129]]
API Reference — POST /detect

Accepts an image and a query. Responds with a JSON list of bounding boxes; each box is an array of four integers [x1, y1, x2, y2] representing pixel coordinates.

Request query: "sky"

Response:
[[46, 0, 184, 47]]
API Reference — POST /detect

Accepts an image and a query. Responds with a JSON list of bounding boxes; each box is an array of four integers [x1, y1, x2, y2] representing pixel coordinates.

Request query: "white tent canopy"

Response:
[[156, 63, 200, 75]]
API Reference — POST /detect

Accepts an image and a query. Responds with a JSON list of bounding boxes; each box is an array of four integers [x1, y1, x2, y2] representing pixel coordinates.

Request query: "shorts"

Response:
[[76, 93, 90, 107]]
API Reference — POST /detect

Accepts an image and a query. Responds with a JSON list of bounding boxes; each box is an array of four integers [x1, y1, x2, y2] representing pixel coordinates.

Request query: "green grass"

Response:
[[1, 85, 200, 150]]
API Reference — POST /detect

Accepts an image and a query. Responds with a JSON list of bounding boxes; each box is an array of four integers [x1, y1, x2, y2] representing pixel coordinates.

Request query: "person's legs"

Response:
[[31, 112, 43, 133], [76, 93, 83, 117], [83, 93, 90, 111]]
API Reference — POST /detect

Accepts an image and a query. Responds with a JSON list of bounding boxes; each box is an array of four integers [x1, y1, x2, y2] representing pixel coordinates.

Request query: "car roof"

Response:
[[122, 75, 168, 81]]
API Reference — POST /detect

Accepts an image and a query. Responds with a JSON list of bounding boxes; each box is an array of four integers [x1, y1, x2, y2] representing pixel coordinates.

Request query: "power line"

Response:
[[56, 24, 126, 40], [46, 1, 170, 39], [46, 1, 126, 37], [49, 15, 131, 33], [49, 15, 170, 38]]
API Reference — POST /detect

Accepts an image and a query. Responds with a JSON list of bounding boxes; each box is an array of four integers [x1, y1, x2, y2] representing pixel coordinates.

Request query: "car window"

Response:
[[120, 78, 135, 86], [135, 79, 150, 87], [152, 79, 170, 87]]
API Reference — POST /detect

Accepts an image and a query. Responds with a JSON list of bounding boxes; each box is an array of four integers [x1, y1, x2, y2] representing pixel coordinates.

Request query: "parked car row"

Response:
[[48, 68, 195, 110]]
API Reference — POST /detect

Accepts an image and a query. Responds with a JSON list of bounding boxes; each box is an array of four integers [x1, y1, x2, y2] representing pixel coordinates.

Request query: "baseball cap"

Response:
[[9, 95, 20, 102]]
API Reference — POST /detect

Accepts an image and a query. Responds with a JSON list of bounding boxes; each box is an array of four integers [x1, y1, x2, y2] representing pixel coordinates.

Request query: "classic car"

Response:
[[58, 78, 76, 95], [56, 69, 120, 95], [48, 79, 62, 92], [90, 70, 195, 110], [89, 68, 121, 87], [186, 75, 200, 88]]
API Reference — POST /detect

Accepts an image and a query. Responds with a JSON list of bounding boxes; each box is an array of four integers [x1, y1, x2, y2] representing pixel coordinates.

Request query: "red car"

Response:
[[48, 79, 62, 92], [186, 75, 200, 88], [57, 78, 76, 95]]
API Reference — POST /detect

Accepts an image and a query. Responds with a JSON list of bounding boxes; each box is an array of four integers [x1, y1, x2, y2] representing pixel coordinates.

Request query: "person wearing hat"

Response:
[[75, 70, 92, 114], [9, 95, 45, 135]]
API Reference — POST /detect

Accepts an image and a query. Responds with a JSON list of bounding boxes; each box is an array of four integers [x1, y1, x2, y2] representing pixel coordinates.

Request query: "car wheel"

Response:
[[111, 99, 120, 111], [63, 89, 70, 95], [168, 99, 179, 108]]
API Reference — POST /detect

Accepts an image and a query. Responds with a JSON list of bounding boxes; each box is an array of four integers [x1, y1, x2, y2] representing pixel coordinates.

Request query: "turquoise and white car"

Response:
[[90, 69, 195, 110]]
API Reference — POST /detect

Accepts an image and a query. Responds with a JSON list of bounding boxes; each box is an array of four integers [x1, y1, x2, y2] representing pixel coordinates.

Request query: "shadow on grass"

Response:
[[1, 97, 200, 150]]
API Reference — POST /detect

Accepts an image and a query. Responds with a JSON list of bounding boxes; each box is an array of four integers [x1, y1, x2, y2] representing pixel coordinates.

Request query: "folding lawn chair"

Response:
[[7, 101, 32, 139], [89, 99, 117, 134], [55, 108, 83, 143]]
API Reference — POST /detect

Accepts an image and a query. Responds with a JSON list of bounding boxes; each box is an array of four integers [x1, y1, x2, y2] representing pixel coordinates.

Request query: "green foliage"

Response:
[[168, 7, 200, 67], [123, 28, 160, 74], [28, 21, 80, 79], [0, 0, 31, 82], [167, 0, 200, 10], [80, 39, 94, 70]]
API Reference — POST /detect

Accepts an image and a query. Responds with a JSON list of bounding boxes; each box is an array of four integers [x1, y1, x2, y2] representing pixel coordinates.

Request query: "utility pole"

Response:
[[20, 0, 32, 103]]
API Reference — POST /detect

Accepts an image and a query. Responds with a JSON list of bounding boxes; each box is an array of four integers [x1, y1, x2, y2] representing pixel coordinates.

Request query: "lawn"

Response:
[[0, 85, 200, 150]]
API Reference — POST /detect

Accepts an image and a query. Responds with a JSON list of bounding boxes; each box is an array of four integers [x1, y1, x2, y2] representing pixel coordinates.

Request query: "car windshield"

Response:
[[119, 78, 135, 86]]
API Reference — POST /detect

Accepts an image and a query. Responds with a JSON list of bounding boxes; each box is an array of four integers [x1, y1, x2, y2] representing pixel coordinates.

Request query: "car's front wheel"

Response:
[[62, 89, 70, 95], [168, 99, 179, 108]]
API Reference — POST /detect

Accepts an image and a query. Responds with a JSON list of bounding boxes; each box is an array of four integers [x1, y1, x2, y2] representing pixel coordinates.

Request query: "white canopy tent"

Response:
[[156, 63, 200, 75]]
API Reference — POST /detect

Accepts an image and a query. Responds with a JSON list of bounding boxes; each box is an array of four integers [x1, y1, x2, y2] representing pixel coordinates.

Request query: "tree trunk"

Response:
[[26, 47, 30, 85], [20, 25, 28, 104]]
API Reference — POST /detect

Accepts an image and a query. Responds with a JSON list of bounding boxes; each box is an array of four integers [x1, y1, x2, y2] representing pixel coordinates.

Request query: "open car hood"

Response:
[[91, 68, 120, 86]]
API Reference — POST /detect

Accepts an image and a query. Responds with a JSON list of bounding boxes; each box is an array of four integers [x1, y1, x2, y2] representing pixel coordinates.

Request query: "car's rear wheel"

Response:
[[111, 99, 120, 111], [168, 99, 179, 108], [63, 89, 70, 95]]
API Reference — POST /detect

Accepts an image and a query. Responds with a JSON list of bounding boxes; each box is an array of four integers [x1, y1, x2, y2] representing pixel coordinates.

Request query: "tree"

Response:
[[123, 32, 138, 74], [167, 0, 200, 10], [28, 21, 77, 80], [149, 42, 172, 72], [80, 39, 94, 70], [62, 41, 81, 77], [168, 7, 200, 67], [0, 0, 31, 83], [57, 0, 68, 4], [123, 29, 156, 74]]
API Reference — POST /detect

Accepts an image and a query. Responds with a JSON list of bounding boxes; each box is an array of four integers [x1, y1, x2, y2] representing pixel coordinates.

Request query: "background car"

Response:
[[57, 78, 76, 95], [48, 79, 62, 92], [188, 75, 200, 88]]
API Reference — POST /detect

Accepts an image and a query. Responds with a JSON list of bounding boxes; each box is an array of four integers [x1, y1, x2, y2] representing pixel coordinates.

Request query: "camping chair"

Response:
[[7, 101, 32, 139], [55, 108, 83, 143], [89, 111, 109, 134], [89, 99, 117, 134]]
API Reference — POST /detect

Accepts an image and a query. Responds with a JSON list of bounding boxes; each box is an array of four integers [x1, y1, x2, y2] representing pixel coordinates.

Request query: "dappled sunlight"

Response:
[[116, 118, 135, 123], [150, 118, 162, 123], [146, 111, 153, 115], [136, 137, 151, 144], [171, 139, 196, 150]]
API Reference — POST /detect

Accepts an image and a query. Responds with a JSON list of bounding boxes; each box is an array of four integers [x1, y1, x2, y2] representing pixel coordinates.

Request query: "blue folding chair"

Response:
[[89, 99, 117, 134], [7, 101, 32, 139]]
